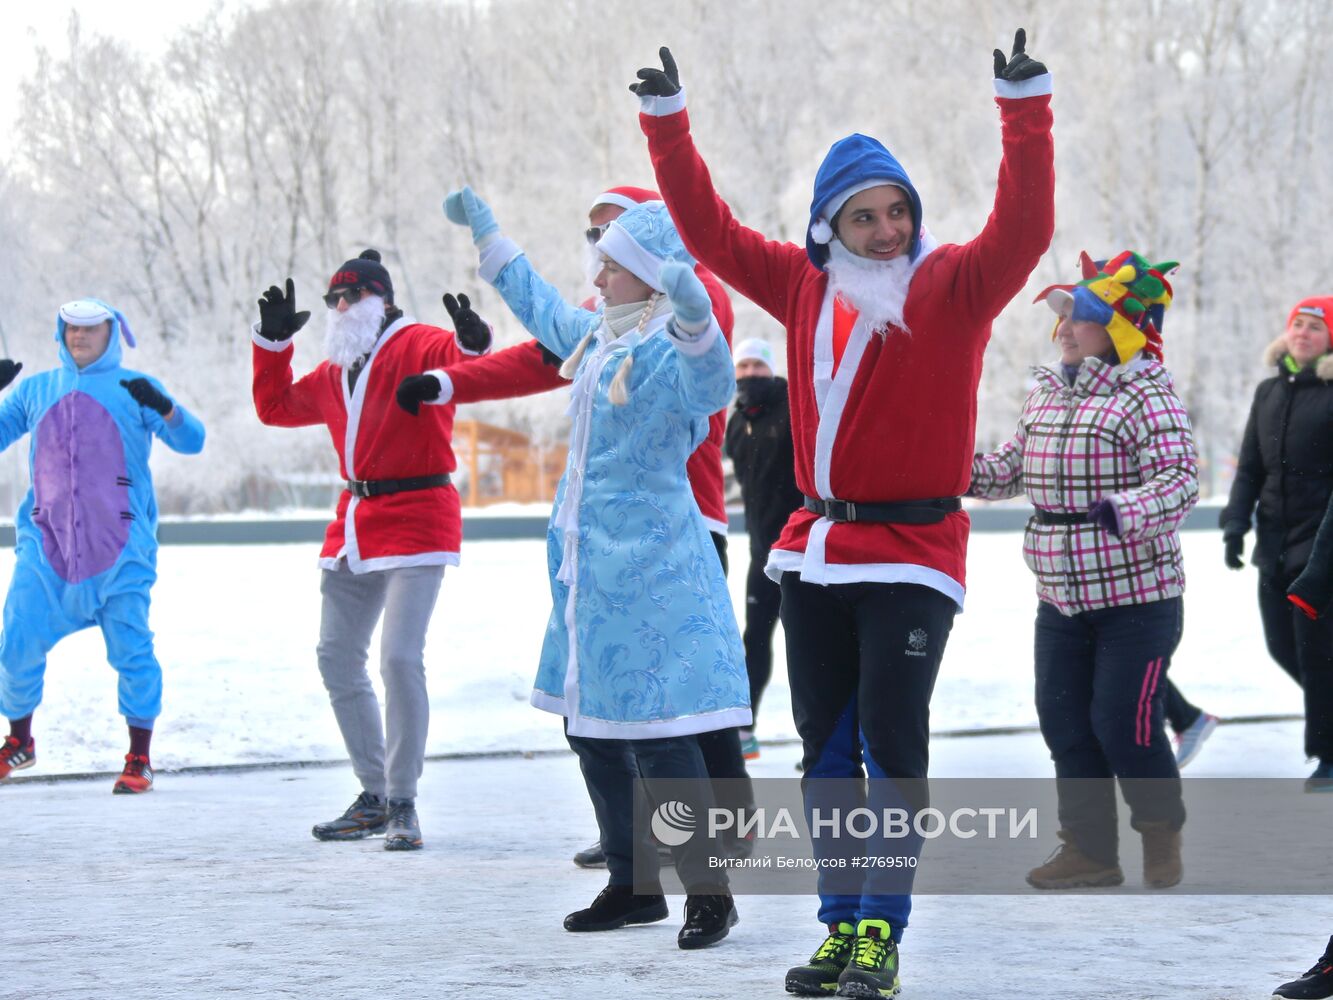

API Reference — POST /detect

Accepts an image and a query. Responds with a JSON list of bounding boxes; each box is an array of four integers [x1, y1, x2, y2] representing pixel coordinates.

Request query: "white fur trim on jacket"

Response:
[[637, 87, 687, 118], [423, 369, 453, 406], [251, 323, 294, 352], [764, 547, 966, 609], [994, 72, 1053, 100], [1263, 335, 1333, 381]]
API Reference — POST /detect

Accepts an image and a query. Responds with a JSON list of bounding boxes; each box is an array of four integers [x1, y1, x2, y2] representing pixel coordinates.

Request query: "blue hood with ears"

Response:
[[55, 298, 136, 372]]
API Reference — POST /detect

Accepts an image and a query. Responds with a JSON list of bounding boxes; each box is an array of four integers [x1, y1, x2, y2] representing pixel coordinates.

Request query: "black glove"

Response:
[[396, 374, 442, 416], [120, 378, 173, 416], [0, 360, 21, 391], [1223, 533, 1245, 570], [256, 277, 311, 343], [443, 293, 491, 353], [630, 46, 681, 97], [539, 343, 564, 368], [993, 28, 1047, 82]]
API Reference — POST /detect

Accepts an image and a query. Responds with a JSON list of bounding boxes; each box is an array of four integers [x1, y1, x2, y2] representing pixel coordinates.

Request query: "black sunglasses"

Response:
[[323, 286, 370, 308], [585, 223, 610, 245]]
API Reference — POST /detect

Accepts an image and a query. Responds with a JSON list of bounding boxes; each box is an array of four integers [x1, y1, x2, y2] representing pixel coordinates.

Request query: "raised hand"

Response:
[[443, 186, 500, 245], [661, 261, 711, 330], [257, 278, 310, 342], [993, 28, 1047, 82], [120, 377, 174, 417], [0, 360, 22, 391], [630, 46, 681, 97], [443, 292, 492, 353], [396, 374, 442, 416]]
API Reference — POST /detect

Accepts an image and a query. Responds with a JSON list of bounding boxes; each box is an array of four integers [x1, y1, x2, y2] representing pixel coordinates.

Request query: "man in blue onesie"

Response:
[[0, 299, 205, 792]]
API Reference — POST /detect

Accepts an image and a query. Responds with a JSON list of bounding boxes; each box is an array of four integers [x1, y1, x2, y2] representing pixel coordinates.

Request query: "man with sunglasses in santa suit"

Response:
[[250, 248, 491, 852]]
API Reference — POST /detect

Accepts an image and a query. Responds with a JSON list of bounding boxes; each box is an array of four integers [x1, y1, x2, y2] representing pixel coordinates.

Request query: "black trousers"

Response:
[[781, 575, 956, 938], [566, 728, 725, 893], [1163, 679, 1201, 734], [1258, 573, 1333, 760], [742, 554, 783, 725], [696, 531, 753, 805], [1034, 598, 1186, 866]]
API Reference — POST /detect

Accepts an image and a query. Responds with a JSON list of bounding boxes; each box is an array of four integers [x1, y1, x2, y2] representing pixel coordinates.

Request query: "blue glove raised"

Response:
[[660, 261, 711, 331], [443, 185, 500, 245]]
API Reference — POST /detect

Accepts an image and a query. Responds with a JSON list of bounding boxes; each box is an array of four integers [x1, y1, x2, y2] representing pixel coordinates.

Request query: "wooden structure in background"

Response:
[[453, 419, 567, 507]]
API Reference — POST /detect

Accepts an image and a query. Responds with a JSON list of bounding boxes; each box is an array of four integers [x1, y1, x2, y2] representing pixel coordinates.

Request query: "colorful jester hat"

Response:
[[1035, 251, 1179, 363]]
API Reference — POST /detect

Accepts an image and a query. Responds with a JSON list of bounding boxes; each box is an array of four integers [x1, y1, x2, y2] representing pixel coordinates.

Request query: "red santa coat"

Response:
[[640, 86, 1054, 606], [436, 267, 735, 533], [251, 316, 483, 572]]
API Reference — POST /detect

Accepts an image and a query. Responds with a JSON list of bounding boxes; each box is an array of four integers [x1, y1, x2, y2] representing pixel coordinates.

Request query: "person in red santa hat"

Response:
[[630, 29, 1054, 997], [409, 185, 753, 868], [250, 249, 491, 852]]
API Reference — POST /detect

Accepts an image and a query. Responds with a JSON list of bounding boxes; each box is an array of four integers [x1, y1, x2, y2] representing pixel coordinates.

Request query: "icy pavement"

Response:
[[5, 722, 1328, 1000]]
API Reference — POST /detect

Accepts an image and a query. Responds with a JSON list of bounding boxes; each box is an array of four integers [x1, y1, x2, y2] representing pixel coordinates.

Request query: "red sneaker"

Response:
[[113, 753, 154, 794], [0, 735, 35, 780]]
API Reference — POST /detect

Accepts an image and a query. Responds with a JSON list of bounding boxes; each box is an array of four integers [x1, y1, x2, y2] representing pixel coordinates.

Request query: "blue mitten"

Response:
[[442, 186, 500, 245], [660, 261, 711, 331]]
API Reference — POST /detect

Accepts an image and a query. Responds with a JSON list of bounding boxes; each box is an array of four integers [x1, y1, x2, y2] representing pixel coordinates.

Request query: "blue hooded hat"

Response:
[[595, 200, 694, 292], [805, 134, 924, 270]]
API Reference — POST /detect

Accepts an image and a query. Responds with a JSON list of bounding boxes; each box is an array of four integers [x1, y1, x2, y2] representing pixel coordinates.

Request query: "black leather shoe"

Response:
[[563, 883, 668, 932], [677, 892, 738, 949]]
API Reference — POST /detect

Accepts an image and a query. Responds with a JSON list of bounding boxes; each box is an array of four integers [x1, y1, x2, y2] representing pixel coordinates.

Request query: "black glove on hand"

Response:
[[0, 359, 22, 391], [539, 343, 564, 368], [396, 374, 442, 416], [993, 28, 1047, 82], [257, 277, 311, 343], [443, 293, 491, 353], [630, 46, 681, 97], [120, 378, 173, 416], [1223, 533, 1245, 570]]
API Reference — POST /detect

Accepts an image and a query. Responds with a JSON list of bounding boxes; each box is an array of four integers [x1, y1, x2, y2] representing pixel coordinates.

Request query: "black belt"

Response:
[[345, 474, 451, 498], [1034, 509, 1088, 526], [803, 495, 961, 525]]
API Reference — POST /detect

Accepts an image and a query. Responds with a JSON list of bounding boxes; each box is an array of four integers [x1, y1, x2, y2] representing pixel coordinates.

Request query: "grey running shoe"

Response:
[[311, 791, 388, 841], [384, 798, 423, 851]]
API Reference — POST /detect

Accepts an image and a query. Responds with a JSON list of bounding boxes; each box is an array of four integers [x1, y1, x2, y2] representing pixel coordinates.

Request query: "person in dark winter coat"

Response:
[[1221, 295, 1333, 789], [723, 337, 802, 759], [971, 251, 1198, 891]]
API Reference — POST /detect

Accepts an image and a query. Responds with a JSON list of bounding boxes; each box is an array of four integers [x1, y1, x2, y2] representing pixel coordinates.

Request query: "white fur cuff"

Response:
[[668, 317, 720, 356], [478, 237, 524, 284], [637, 87, 687, 118], [251, 323, 293, 353], [994, 72, 1053, 100], [423, 369, 454, 406]]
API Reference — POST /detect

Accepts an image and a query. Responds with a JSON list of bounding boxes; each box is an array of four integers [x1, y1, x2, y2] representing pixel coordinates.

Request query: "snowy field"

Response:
[[0, 530, 1303, 777], [2, 530, 1327, 999]]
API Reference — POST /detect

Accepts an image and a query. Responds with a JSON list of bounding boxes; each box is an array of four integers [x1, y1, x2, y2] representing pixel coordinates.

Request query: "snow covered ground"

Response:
[[1, 530, 1303, 777], [5, 723, 1328, 1000], [3, 530, 1326, 998]]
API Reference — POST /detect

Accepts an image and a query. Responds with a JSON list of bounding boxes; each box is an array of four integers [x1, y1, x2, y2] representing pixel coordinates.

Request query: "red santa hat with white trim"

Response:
[[589, 185, 661, 213]]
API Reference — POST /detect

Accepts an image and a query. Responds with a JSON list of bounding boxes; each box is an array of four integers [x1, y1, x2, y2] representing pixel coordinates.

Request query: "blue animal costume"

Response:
[[0, 300, 205, 783]]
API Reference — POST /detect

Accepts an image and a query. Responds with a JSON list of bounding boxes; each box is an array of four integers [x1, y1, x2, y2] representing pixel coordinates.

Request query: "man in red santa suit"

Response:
[[631, 31, 1054, 998], [251, 249, 490, 853], [400, 186, 752, 868]]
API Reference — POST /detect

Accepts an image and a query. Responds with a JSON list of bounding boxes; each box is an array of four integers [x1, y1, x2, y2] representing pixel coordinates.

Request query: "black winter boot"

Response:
[[563, 883, 668, 932], [677, 892, 738, 949]]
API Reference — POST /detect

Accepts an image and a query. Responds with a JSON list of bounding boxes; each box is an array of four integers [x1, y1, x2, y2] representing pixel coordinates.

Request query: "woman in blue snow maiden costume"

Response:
[[0, 299, 205, 793], [435, 188, 749, 950]]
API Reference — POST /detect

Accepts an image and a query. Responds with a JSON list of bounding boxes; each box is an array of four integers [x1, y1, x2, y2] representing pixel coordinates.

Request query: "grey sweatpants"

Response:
[[316, 561, 444, 801]]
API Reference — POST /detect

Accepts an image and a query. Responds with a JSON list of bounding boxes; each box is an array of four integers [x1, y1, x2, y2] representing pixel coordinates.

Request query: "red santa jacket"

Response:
[[640, 86, 1055, 606], [436, 267, 735, 533], [251, 316, 484, 572]]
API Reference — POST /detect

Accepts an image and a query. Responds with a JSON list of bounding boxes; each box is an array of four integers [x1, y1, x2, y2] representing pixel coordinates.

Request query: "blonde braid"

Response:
[[607, 293, 661, 406], [558, 330, 597, 381]]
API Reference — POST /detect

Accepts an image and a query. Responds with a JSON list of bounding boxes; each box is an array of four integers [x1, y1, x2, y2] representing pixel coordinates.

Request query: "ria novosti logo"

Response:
[[651, 801, 697, 846]]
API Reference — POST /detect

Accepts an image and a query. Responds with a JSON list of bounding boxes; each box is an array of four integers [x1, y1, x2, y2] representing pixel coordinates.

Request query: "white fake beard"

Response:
[[581, 240, 604, 287], [824, 238, 919, 335], [324, 295, 386, 368]]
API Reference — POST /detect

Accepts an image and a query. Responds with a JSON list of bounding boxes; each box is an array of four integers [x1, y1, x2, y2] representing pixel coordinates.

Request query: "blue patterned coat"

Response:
[[476, 237, 750, 739]]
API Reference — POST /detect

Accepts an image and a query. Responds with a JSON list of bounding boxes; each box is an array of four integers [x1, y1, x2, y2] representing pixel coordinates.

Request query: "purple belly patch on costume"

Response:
[[32, 391, 131, 584]]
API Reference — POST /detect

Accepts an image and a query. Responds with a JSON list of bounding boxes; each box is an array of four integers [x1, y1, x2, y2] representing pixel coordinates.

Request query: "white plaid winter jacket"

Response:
[[970, 358, 1199, 615]]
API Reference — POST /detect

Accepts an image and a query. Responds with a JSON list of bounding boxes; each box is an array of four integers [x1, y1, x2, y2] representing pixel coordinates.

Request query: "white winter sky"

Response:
[[0, 1, 255, 139]]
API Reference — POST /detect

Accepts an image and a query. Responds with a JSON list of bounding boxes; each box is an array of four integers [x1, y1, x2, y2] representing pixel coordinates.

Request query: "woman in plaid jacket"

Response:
[[971, 251, 1198, 891]]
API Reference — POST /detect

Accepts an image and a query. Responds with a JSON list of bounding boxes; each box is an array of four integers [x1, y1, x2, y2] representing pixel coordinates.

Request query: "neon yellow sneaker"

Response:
[[835, 919, 900, 998], [784, 922, 856, 996]]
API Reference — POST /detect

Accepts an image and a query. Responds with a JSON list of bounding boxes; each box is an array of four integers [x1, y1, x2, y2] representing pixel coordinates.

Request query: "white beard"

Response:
[[824, 233, 935, 335], [581, 240, 603, 287], [324, 295, 386, 368]]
